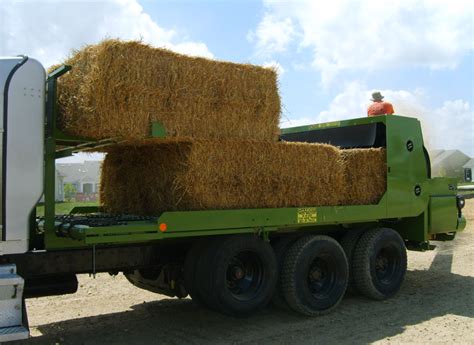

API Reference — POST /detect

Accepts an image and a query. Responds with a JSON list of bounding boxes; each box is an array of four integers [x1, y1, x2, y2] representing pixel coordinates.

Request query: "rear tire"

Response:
[[340, 229, 365, 294], [281, 235, 348, 316], [195, 235, 278, 316], [271, 236, 299, 308], [353, 228, 407, 300], [183, 240, 208, 305]]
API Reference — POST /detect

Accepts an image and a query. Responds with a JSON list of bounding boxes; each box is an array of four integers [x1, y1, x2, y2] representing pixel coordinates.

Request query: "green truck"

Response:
[[0, 58, 466, 342]]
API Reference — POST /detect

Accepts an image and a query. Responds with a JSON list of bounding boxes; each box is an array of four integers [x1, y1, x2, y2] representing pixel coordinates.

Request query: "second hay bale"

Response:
[[341, 148, 387, 205], [100, 140, 346, 215]]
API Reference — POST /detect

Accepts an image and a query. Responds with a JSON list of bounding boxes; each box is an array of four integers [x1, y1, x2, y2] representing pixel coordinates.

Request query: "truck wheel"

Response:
[[340, 229, 365, 294], [183, 239, 208, 305], [195, 235, 277, 316], [353, 228, 407, 300], [272, 236, 299, 308], [281, 235, 348, 316]]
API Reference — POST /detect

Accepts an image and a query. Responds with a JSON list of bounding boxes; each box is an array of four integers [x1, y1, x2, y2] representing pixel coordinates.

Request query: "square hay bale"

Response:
[[100, 140, 345, 215], [341, 148, 387, 205], [55, 39, 280, 142]]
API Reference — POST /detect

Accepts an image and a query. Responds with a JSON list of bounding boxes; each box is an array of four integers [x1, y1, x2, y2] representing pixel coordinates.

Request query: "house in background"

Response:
[[56, 161, 101, 201], [430, 149, 471, 181], [41, 169, 64, 202], [463, 159, 473, 182], [55, 169, 64, 202], [39, 169, 64, 202]]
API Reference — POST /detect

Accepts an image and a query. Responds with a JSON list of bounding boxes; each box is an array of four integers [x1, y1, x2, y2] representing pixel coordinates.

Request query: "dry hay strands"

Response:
[[100, 140, 346, 216], [340, 148, 387, 205], [55, 39, 281, 142]]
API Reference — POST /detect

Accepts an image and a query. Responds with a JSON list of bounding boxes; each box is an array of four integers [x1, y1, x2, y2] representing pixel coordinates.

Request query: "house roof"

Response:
[[429, 149, 445, 159], [463, 158, 474, 169], [431, 149, 470, 175], [56, 160, 101, 184], [432, 150, 469, 166]]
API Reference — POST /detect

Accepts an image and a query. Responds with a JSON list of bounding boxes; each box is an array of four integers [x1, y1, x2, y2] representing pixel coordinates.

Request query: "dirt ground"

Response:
[[15, 200, 474, 345]]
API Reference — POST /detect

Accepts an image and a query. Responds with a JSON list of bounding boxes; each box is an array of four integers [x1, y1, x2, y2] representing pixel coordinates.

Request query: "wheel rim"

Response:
[[226, 251, 264, 301], [375, 245, 401, 284], [307, 255, 337, 299]]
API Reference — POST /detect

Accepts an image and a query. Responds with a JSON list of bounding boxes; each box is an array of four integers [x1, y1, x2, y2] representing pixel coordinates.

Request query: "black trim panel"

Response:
[[423, 146, 432, 178], [281, 123, 386, 149]]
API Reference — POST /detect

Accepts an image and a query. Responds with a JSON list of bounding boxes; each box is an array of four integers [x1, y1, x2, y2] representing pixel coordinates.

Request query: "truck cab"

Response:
[[0, 56, 45, 341]]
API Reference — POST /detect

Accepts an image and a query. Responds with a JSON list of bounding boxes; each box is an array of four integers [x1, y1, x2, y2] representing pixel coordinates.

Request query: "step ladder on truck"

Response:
[[0, 56, 467, 342]]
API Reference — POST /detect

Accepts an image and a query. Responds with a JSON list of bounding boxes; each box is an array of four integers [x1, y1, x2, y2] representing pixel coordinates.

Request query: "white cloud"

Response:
[[431, 100, 473, 155], [286, 82, 473, 155], [170, 42, 213, 59], [0, 0, 213, 67], [254, 0, 474, 85], [280, 116, 313, 128], [247, 14, 295, 57], [317, 81, 370, 123], [263, 60, 285, 75], [57, 153, 105, 164]]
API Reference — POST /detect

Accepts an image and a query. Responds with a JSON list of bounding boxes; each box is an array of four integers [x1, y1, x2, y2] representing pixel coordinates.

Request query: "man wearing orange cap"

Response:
[[367, 91, 394, 117]]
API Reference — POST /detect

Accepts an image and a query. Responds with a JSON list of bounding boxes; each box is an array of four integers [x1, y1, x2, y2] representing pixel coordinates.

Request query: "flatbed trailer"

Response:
[[0, 57, 467, 342]]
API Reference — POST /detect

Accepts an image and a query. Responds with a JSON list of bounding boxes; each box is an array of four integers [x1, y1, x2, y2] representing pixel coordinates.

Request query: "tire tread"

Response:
[[281, 235, 347, 316], [353, 228, 407, 300], [340, 229, 365, 294], [272, 236, 298, 308]]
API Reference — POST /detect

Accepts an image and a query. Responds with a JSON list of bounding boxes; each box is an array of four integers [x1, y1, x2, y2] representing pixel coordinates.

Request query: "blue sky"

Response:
[[1, 0, 473, 158], [141, 0, 473, 110]]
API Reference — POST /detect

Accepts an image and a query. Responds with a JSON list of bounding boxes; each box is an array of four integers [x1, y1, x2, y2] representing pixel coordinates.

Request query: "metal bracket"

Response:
[[47, 65, 71, 80], [44, 66, 72, 240], [257, 227, 270, 241], [92, 245, 96, 278], [432, 232, 457, 241]]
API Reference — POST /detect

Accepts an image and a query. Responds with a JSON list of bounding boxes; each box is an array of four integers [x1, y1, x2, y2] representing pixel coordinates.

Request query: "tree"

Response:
[[64, 183, 77, 202]]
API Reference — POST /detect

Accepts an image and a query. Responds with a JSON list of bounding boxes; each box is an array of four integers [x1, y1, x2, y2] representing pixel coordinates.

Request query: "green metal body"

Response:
[[38, 69, 466, 252], [429, 196, 458, 234]]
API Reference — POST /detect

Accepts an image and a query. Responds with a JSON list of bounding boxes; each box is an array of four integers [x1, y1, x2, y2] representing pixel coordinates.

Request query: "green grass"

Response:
[[36, 201, 99, 216]]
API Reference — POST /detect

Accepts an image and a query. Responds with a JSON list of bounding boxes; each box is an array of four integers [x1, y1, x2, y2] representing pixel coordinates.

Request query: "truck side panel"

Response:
[[0, 57, 45, 255], [385, 115, 429, 218], [39, 115, 463, 250]]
